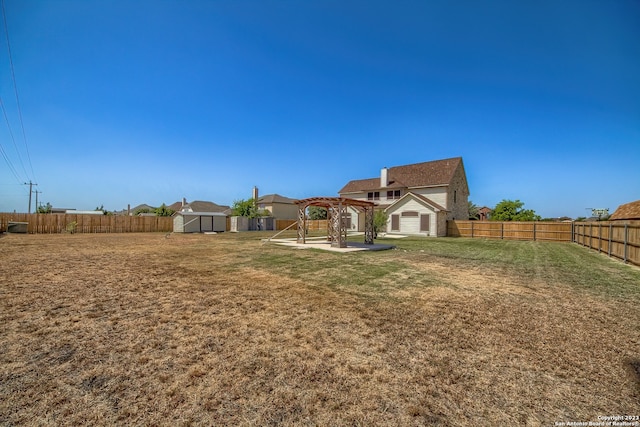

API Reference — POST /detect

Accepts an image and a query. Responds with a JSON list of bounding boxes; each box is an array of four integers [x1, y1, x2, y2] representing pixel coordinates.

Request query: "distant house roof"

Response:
[[339, 157, 464, 193], [610, 199, 640, 220], [174, 211, 226, 217], [257, 194, 296, 204], [167, 201, 183, 212], [178, 200, 229, 214], [131, 203, 155, 213]]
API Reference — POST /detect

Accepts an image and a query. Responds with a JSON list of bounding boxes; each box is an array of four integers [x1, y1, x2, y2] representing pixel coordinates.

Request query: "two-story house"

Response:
[[338, 157, 469, 236]]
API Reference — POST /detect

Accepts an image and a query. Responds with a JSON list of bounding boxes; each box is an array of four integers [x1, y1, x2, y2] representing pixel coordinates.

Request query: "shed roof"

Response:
[[339, 157, 463, 193], [610, 199, 640, 220]]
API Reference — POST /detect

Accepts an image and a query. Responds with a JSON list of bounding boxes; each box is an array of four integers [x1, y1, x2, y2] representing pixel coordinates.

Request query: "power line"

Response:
[[2, 0, 36, 181], [0, 95, 28, 181], [0, 137, 22, 183], [0, 97, 23, 183]]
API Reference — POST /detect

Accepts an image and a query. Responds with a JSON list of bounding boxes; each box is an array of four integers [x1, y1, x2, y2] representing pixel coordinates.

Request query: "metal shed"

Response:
[[173, 211, 227, 233]]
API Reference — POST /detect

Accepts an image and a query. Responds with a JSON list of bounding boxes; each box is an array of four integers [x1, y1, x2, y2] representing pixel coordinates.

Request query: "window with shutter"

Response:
[[391, 214, 399, 231], [420, 214, 430, 232]]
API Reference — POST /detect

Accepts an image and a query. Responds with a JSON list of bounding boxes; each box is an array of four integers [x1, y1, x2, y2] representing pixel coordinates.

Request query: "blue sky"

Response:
[[1, 0, 638, 218]]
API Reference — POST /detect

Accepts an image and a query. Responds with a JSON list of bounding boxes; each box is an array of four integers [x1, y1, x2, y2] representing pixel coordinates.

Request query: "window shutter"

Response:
[[391, 214, 399, 231], [420, 214, 430, 232]]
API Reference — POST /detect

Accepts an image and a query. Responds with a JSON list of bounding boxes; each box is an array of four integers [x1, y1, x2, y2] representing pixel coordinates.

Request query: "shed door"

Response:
[[201, 216, 213, 232], [400, 211, 419, 234]]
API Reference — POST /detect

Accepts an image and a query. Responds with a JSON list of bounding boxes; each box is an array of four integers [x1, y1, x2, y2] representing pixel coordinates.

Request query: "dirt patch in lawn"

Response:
[[1, 233, 638, 426]]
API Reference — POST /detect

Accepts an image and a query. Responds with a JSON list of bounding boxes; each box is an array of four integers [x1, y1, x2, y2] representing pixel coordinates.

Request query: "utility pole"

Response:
[[34, 190, 42, 213], [23, 181, 38, 213]]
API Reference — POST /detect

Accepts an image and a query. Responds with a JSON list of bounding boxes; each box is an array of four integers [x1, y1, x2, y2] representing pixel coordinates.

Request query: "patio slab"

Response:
[[265, 238, 396, 253]]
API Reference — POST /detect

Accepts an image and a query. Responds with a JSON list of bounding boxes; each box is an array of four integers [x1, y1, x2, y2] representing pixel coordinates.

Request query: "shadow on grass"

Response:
[[629, 359, 640, 392]]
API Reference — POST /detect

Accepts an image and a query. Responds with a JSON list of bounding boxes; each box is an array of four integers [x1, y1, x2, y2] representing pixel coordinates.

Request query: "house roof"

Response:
[[383, 191, 448, 213], [174, 200, 230, 213], [610, 199, 640, 220], [257, 194, 296, 204], [339, 157, 463, 194], [131, 203, 155, 212], [174, 211, 227, 217]]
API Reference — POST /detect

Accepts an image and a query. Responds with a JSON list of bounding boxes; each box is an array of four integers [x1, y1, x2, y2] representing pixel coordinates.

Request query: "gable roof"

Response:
[[339, 157, 463, 194], [257, 194, 296, 204], [131, 203, 155, 212], [175, 200, 230, 213], [384, 191, 448, 213], [610, 199, 640, 220]]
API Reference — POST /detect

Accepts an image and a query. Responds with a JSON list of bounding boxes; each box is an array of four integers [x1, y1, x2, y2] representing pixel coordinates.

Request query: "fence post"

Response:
[[598, 223, 602, 253], [608, 223, 612, 257], [501, 222, 504, 240], [624, 223, 628, 264], [533, 222, 536, 241], [471, 221, 474, 238], [589, 223, 593, 249]]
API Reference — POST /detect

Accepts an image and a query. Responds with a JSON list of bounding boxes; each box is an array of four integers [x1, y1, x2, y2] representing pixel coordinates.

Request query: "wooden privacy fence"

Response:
[[0, 213, 173, 234], [275, 219, 327, 231], [448, 220, 573, 242], [448, 220, 640, 266], [573, 221, 640, 266]]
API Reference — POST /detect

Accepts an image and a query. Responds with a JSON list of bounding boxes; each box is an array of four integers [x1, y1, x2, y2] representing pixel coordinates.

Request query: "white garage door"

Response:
[[400, 211, 420, 234]]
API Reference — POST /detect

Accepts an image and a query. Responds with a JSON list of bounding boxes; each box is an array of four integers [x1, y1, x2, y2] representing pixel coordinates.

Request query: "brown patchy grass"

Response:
[[0, 232, 638, 426]]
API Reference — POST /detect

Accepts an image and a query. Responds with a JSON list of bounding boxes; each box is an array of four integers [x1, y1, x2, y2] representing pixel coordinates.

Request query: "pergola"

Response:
[[294, 197, 375, 248]]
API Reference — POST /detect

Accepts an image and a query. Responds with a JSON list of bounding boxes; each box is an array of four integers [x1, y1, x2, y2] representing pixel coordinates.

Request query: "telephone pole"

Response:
[[34, 190, 42, 212], [23, 181, 37, 213]]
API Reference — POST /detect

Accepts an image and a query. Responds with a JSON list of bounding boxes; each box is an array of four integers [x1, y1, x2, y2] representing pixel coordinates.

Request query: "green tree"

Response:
[[373, 210, 389, 238], [308, 206, 327, 220], [37, 202, 52, 214], [155, 203, 175, 217], [231, 198, 261, 218], [134, 207, 151, 215], [490, 199, 541, 221], [95, 204, 112, 215], [468, 200, 479, 220]]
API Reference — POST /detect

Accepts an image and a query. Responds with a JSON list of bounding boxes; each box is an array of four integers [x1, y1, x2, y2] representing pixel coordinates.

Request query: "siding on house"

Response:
[[257, 194, 298, 220], [338, 157, 469, 236], [384, 194, 445, 236]]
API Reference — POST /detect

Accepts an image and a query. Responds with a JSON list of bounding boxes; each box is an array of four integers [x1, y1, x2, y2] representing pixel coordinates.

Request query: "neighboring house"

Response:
[[130, 204, 155, 215], [338, 157, 470, 237], [610, 199, 640, 221], [170, 198, 230, 214], [477, 206, 492, 221], [256, 194, 298, 219]]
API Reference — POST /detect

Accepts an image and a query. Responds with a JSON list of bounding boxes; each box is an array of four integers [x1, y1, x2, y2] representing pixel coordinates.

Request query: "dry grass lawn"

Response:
[[1, 232, 639, 426]]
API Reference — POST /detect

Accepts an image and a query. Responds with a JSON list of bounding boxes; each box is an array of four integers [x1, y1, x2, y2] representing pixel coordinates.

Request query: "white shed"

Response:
[[173, 211, 227, 233]]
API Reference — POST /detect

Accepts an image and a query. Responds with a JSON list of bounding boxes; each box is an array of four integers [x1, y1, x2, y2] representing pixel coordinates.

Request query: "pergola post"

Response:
[[364, 206, 374, 244], [326, 205, 334, 242], [297, 204, 306, 243], [330, 202, 347, 248]]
